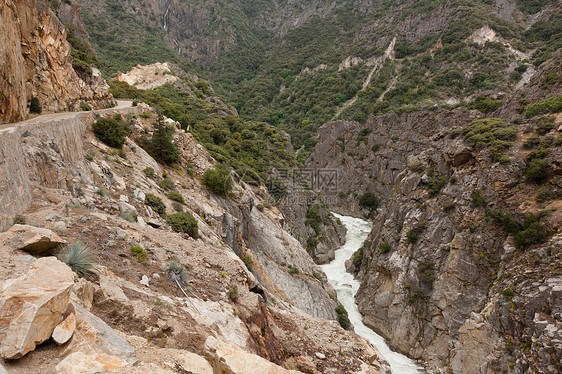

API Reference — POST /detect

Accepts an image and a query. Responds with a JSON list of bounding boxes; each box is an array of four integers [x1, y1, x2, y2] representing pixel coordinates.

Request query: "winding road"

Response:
[[0, 100, 133, 131]]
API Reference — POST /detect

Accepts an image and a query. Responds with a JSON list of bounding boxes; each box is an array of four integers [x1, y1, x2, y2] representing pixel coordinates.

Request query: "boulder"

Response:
[[118, 202, 138, 218], [0, 257, 75, 359], [205, 337, 302, 374], [52, 313, 76, 345], [3, 224, 66, 254], [55, 352, 129, 374], [64, 304, 137, 365]]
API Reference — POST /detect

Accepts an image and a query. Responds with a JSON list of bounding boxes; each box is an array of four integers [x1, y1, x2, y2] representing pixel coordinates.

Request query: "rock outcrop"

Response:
[[0, 0, 113, 123], [0, 257, 75, 359], [307, 54, 561, 372], [2, 224, 66, 255]]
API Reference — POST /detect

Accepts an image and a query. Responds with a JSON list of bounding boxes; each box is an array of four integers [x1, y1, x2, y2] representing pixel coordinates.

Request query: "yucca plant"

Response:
[[56, 241, 97, 278], [166, 261, 188, 286]]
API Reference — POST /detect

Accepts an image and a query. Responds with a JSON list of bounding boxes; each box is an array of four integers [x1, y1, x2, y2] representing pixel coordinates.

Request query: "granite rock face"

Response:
[[0, 0, 112, 123], [0, 257, 74, 359]]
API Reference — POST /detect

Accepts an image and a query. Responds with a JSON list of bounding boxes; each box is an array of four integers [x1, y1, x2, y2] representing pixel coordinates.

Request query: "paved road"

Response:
[[0, 100, 133, 131]]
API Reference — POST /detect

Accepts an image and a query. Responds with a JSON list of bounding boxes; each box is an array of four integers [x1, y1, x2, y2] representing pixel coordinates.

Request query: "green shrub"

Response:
[[167, 191, 184, 204], [139, 112, 151, 119], [407, 230, 419, 244], [145, 193, 166, 216], [523, 134, 540, 149], [167, 261, 188, 285], [409, 162, 424, 173], [335, 304, 351, 330], [525, 159, 548, 184], [427, 176, 447, 196], [536, 116, 555, 135], [502, 288, 514, 299], [536, 185, 559, 203], [555, 135, 562, 146], [157, 178, 175, 190], [202, 166, 232, 196], [471, 191, 487, 207], [489, 209, 550, 249], [379, 241, 391, 253], [30, 97, 42, 114], [305, 204, 323, 235], [443, 200, 456, 212], [524, 95, 562, 118], [240, 255, 254, 270], [12, 215, 26, 225], [56, 241, 96, 278], [256, 204, 264, 212], [289, 266, 300, 274], [351, 247, 363, 267], [120, 213, 135, 222], [472, 96, 503, 113], [306, 235, 319, 252], [95, 188, 110, 197], [358, 192, 379, 211], [143, 167, 156, 178], [131, 245, 147, 263], [85, 151, 96, 161], [166, 212, 198, 238], [80, 103, 92, 111], [228, 285, 239, 302], [92, 118, 129, 148], [462, 118, 517, 162], [372, 144, 380, 153]]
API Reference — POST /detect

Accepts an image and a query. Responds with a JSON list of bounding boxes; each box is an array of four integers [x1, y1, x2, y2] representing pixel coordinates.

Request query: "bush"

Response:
[[166, 212, 198, 238], [143, 167, 156, 178], [536, 116, 555, 135], [471, 191, 486, 207], [524, 95, 562, 118], [351, 247, 363, 267], [12, 215, 26, 225], [147, 117, 179, 165], [523, 134, 540, 149], [120, 212, 135, 222], [462, 118, 517, 162], [306, 235, 319, 252], [409, 162, 424, 173], [167, 261, 188, 285], [167, 191, 184, 204], [202, 166, 232, 196], [489, 209, 550, 249], [240, 255, 254, 270], [427, 176, 447, 196], [335, 304, 351, 330], [228, 285, 239, 302], [379, 241, 391, 253], [131, 245, 147, 263], [80, 103, 92, 111], [443, 200, 456, 212], [145, 193, 166, 216], [502, 288, 514, 299], [157, 178, 175, 190], [305, 204, 323, 235], [525, 159, 548, 184], [472, 96, 503, 113], [92, 118, 129, 148], [358, 192, 379, 211], [407, 230, 419, 244], [30, 97, 42, 114], [56, 241, 96, 278]]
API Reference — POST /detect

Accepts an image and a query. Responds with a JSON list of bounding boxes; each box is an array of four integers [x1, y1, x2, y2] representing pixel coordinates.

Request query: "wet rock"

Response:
[[3, 224, 66, 255], [0, 257, 74, 359]]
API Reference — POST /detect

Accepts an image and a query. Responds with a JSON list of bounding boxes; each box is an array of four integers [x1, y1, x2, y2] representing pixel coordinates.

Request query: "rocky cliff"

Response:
[[0, 0, 113, 123], [307, 52, 562, 372], [0, 101, 391, 373]]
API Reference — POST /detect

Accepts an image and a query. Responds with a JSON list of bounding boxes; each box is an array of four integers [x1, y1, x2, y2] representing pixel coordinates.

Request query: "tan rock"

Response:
[[55, 351, 129, 374], [0, 257, 74, 359], [52, 313, 76, 345], [3, 224, 66, 255], [205, 337, 302, 374]]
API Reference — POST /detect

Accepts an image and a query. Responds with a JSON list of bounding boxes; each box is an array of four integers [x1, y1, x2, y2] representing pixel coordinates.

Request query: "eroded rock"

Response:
[[52, 313, 76, 345], [0, 257, 74, 359], [3, 224, 66, 255]]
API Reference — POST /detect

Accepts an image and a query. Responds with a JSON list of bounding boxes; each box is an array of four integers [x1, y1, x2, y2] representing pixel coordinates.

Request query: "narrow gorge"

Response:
[[0, 0, 560, 373]]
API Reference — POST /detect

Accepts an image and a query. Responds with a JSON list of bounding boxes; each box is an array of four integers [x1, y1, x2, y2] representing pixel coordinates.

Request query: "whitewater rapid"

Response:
[[320, 213, 423, 373]]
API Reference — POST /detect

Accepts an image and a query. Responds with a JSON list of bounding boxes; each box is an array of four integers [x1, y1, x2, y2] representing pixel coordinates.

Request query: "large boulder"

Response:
[[3, 224, 66, 255], [0, 257, 74, 359], [205, 337, 302, 374]]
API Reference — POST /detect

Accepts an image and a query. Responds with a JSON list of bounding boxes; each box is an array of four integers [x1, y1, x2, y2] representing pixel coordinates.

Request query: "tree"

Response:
[[150, 115, 179, 165]]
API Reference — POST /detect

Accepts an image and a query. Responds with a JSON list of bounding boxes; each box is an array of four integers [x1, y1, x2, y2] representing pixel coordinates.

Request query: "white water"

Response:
[[320, 213, 423, 373]]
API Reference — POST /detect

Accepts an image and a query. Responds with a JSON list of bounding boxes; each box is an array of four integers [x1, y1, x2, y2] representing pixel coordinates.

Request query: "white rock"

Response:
[[140, 275, 150, 287], [315, 352, 326, 360]]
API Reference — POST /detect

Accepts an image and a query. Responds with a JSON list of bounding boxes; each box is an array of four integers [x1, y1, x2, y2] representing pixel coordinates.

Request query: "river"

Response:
[[320, 213, 423, 373]]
